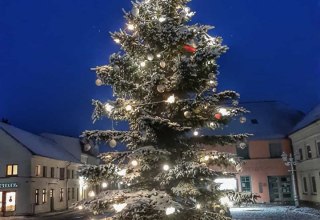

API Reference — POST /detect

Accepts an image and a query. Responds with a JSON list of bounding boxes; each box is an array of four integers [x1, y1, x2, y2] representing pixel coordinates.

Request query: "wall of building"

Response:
[[290, 121, 320, 204]]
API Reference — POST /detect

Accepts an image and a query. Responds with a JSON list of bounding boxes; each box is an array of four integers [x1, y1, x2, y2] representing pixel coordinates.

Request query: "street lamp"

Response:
[[281, 152, 299, 207]]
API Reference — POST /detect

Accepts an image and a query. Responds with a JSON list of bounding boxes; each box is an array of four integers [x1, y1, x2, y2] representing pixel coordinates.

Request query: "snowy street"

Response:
[[231, 206, 320, 220]]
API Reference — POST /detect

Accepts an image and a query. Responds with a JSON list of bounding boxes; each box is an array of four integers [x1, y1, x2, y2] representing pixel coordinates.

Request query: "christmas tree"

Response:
[[80, 0, 249, 219]]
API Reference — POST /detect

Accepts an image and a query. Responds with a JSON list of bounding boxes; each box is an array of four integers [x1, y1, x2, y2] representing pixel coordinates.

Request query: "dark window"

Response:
[[306, 145, 312, 159], [303, 177, 308, 193], [269, 143, 282, 158], [6, 164, 18, 176], [317, 142, 320, 157], [42, 189, 47, 203], [312, 176, 317, 193], [59, 168, 65, 180], [236, 146, 250, 159], [43, 166, 47, 177], [35, 189, 39, 205], [50, 167, 55, 178], [240, 176, 251, 192], [71, 170, 74, 179], [251, 119, 258, 124], [72, 188, 75, 199], [67, 169, 70, 179], [77, 188, 79, 201], [298, 148, 303, 161], [60, 188, 64, 202], [68, 188, 70, 201]]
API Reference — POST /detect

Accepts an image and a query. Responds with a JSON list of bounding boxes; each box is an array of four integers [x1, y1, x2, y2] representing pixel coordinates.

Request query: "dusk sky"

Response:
[[1, 0, 319, 137]]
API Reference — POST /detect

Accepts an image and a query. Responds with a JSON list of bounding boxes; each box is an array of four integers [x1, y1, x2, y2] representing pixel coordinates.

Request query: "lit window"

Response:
[[311, 176, 317, 194], [240, 176, 251, 192], [42, 189, 47, 203], [60, 188, 64, 202], [35, 165, 41, 176], [6, 164, 18, 176], [43, 166, 47, 178], [35, 189, 39, 205], [50, 167, 55, 178], [306, 145, 312, 159]]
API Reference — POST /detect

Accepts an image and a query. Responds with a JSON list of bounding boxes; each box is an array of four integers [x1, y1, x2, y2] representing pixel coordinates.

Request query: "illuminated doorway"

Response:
[[0, 191, 16, 216]]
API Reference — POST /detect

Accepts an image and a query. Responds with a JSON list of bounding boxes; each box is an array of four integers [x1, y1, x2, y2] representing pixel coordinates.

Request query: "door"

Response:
[[50, 189, 54, 212], [268, 176, 292, 203], [1, 191, 16, 216]]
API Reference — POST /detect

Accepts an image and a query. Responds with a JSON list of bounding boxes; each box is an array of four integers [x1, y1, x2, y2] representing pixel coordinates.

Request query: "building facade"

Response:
[[208, 101, 303, 204], [0, 122, 99, 216], [290, 105, 320, 204]]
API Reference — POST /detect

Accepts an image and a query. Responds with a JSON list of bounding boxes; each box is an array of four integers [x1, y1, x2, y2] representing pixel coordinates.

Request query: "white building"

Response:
[[290, 104, 320, 204], [0, 122, 99, 216]]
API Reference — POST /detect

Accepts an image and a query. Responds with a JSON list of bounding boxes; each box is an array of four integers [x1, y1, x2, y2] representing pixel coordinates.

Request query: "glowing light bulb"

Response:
[[102, 182, 108, 188], [166, 95, 175, 104], [209, 80, 215, 85], [125, 105, 133, 111], [229, 158, 236, 164], [163, 164, 170, 171], [117, 169, 127, 176], [166, 207, 176, 215], [131, 160, 138, 167], [159, 16, 166, 22], [156, 54, 161, 58], [204, 155, 210, 161], [105, 103, 114, 113], [140, 61, 146, 67], [127, 23, 135, 31], [184, 7, 190, 13], [78, 205, 84, 210], [196, 204, 201, 209], [114, 38, 120, 44], [193, 131, 199, 136], [88, 191, 95, 197], [113, 203, 127, 213]]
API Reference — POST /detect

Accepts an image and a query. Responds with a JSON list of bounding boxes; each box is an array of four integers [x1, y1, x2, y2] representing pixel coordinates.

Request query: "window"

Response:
[[67, 169, 70, 179], [71, 170, 74, 179], [43, 166, 47, 177], [306, 145, 312, 159], [77, 188, 79, 201], [303, 177, 308, 193], [35, 189, 39, 205], [68, 188, 70, 201], [298, 148, 303, 161], [311, 176, 317, 194], [269, 143, 282, 158], [72, 188, 75, 200], [59, 188, 64, 202], [42, 189, 47, 203], [59, 168, 65, 180], [240, 176, 251, 192], [317, 142, 320, 157], [35, 165, 41, 176], [6, 164, 18, 176], [50, 167, 55, 178], [236, 146, 250, 159]]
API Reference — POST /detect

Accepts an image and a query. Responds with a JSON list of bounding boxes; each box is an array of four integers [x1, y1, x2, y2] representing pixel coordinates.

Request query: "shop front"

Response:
[[0, 182, 18, 216]]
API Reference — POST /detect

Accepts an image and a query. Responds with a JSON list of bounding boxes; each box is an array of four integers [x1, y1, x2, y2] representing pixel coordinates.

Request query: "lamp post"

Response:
[[281, 152, 299, 207]]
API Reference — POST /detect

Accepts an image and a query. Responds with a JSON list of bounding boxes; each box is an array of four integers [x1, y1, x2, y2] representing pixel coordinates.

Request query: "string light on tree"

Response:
[[88, 191, 95, 197], [147, 54, 154, 61], [117, 169, 127, 176], [204, 155, 210, 161], [114, 38, 120, 44], [193, 130, 199, 136], [165, 207, 176, 215], [95, 79, 103, 86], [125, 105, 133, 111], [156, 54, 161, 58], [127, 23, 135, 31], [105, 103, 114, 113], [113, 203, 127, 213], [196, 204, 201, 209], [140, 61, 146, 67], [163, 164, 170, 171], [78, 205, 84, 210], [166, 95, 175, 104], [102, 182, 108, 188], [159, 16, 166, 22], [131, 160, 138, 167], [218, 108, 230, 116]]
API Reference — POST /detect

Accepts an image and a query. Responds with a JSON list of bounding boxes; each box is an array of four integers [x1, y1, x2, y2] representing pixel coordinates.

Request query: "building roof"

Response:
[[204, 101, 304, 140], [291, 104, 320, 133], [0, 122, 81, 163]]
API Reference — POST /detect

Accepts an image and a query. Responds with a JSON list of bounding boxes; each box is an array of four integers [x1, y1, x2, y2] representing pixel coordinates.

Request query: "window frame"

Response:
[[269, 142, 283, 158], [59, 188, 64, 202], [306, 145, 312, 159], [298, 148, 304, 161], [50, 167, 55, 178], [303, 177, 308, 193], [42, 189, 47, 204], [6, 164, 18, 176], [35, 165, 41, 177], [59, 168, 65, 180], [43, 166, 47, 178], [35, 189, 39, 205], [311, 176, 317, 194], [316, 141, 320, 158], [240, 176, 252, 192]]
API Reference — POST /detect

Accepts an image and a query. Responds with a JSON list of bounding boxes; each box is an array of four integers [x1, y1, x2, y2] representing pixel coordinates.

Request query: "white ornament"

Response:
[[208, 73, 215, 79], [147, 54, 154, 61], [113, 203, 127, 213], [131, 160, 138, 167], [105, 103, 114, 113], [157, 84, 165, 93], [172, 66, 177, 72], [166, 207, 176, 215], [160, 61, 166, 68], [109, 139, 117, 148], [127, 23, 135, 31], [113, 65, 120, 72], [184, 111, 191, 118], [84, 143, 91, 151], [163, 164, 170, 171], [95, 79, 103, 86], [196, 204, 201, 209], [132, 6, 139, 17], [240, 116, 247, 124], [125, 105, 133, 111]]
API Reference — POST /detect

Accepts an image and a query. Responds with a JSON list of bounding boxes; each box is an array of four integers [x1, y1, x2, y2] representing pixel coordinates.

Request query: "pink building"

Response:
[[207, 101, 303, 204]]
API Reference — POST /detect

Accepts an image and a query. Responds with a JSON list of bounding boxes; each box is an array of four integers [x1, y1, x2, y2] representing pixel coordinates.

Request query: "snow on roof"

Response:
[[291, 104, 320, 133], [0, 122, 81, 163], [205, 101, 304, 140]]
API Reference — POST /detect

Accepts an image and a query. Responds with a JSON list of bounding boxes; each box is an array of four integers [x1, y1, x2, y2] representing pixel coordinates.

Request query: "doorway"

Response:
[[50, 189, 54, 212], [268, 176, 292, 203], [0, 191, 16, 216]]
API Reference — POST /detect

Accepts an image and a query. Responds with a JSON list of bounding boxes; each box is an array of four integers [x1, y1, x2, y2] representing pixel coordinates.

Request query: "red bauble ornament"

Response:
[[183, 44, 197, 54], [214, 113, 222, 120]]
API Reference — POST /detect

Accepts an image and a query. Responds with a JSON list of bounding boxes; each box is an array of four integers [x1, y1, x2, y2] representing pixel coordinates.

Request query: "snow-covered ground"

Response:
[[231, 206, 320, 220]]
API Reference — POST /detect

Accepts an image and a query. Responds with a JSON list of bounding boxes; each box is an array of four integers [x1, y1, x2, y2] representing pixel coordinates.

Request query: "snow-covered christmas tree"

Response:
[[80, 0, 249, 219]]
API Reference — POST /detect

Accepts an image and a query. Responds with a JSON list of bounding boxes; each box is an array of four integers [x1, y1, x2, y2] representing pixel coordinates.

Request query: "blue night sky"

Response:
[[0, 0, 319, 137]]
